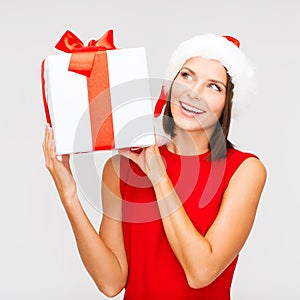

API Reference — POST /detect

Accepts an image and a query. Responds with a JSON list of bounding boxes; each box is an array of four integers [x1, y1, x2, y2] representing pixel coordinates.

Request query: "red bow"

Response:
[[55, 29, 117, 76]]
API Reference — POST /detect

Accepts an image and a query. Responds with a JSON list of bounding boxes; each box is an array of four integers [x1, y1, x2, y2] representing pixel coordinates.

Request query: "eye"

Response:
[[209, 83, 222, 92], [180, 71, 193, 81]]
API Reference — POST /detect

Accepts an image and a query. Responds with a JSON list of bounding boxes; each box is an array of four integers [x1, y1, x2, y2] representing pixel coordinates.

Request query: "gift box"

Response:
[[41, 30, 155, 155]]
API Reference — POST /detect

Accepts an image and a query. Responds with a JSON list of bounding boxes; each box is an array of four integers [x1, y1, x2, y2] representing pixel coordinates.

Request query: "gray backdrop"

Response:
[[1, 0, 299, 299]]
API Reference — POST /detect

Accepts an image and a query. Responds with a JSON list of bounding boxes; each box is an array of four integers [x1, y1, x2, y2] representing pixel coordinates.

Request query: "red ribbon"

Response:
[[223, 35, 240, 48], [55, 29, 116, 77], [154, 87, 168, 118], [41, 30, 117, 152], [41, 59, 51, 126], [56, 29, 116, 150]]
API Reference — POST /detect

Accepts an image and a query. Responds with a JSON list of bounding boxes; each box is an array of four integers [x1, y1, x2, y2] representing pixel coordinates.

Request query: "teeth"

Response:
[[180, 102, 204, 114]]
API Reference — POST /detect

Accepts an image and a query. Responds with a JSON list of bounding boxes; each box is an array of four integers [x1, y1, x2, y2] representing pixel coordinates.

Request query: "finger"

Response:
[[45, 124, 52, 157], [45, 124, 57, 167], [153, 143, 160, 154], [153, 127, 157, 145], [153, 128, 164, 149], [143, 144, 159, 156], [49, 131, 57, 160], [43, 124, 51, 164], [42, 126, 49, 170], [153, 129, 169, 148], [129, 147, 143, 154], [42, 124, 48, 152], [45, 123, 52, 151], [44, 124, 54, 168], [118, 149, 139, 164], [118, 149, 131, 158]]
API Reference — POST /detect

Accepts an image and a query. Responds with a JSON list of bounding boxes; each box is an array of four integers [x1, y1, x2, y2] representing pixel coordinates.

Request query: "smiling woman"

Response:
[[163, 58, 235, 159], [166, 57, 229, 153], [115, 35, 266, 300], [43, 33, 266, 300]]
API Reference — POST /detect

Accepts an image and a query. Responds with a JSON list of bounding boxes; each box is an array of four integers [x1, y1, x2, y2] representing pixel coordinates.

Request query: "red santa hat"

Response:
[[154, 34, 256, 118]]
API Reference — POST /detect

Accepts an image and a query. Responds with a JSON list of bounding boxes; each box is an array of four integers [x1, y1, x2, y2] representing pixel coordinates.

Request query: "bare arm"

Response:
[[43, 125, 127, 297], [119, 145, 266, 288], [153, 156, 266, 288]]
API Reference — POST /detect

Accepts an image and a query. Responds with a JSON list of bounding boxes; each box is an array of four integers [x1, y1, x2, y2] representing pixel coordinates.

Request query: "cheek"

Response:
[[208, 96, 226, 117], [171, 81, 188, 99], [170, 100, 184, 123], [170, 101, 179, 116]]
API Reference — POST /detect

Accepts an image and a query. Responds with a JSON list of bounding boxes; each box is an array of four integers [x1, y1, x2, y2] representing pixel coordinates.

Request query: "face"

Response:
[[170, 56, 227, 135]]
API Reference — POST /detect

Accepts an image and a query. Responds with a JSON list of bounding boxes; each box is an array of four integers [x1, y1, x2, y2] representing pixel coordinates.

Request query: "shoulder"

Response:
[[226, 148, 264, 171], [225, 148, 267, 195], [227, 147, 259, 162], [224, 148, 267, 189]]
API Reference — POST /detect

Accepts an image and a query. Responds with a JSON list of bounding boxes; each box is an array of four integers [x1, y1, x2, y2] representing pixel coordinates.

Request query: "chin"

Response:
[[174, 119, 204, 133]]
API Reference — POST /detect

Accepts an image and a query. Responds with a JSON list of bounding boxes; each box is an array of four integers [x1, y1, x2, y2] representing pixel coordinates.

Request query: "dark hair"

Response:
[[163, 73, 234, 160]]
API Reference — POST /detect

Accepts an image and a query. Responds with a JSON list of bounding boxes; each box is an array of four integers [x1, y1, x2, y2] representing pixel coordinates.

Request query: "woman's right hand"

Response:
[[42, 124, 77, 203]]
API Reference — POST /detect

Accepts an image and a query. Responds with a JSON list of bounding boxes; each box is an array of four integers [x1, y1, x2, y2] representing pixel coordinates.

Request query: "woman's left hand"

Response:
[[118, 144, 166, 185]]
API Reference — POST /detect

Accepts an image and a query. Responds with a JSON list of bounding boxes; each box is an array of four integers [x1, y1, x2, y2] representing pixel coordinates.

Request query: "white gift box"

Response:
[[42, 47, 155, 155]]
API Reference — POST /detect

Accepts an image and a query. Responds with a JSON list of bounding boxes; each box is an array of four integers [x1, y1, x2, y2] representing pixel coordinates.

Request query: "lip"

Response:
[[179, 101, 206, 117]]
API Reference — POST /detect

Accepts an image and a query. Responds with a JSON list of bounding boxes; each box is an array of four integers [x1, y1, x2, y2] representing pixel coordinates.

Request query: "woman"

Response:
[[43, 33, 266, 299]]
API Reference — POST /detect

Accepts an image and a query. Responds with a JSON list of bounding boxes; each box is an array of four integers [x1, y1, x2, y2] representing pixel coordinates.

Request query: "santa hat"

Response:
[[154, 34, 256, 118]]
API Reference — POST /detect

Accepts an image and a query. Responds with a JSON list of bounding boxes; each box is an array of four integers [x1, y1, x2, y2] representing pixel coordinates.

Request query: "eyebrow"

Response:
[[181, 67, 227, 88], [210, 79, 227, 89]]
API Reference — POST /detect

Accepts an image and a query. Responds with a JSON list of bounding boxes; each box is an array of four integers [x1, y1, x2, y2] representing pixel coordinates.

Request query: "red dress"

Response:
[[120, 145, 258, 300]]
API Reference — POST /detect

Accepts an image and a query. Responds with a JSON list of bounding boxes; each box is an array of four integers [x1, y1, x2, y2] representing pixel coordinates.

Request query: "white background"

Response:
[[1, 0, 300, 299]]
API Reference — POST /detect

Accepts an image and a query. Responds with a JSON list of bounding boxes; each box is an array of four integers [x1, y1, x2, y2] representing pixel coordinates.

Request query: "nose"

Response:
[[187, 82, 204, 101]]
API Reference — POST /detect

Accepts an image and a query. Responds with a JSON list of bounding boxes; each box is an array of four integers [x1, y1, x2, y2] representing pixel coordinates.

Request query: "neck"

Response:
[[167, 126, 214, 156]]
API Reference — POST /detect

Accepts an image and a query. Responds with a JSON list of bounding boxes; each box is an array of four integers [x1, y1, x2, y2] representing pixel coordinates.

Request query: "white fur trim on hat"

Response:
[[163, 34, 256, 118]]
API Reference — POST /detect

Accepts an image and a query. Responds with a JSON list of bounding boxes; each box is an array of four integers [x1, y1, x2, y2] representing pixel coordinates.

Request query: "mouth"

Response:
[[179, 101, 205, 115]]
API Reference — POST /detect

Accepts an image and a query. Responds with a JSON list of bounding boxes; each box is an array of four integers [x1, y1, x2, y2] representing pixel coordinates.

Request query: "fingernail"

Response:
[[130, 147, 142, 153]]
